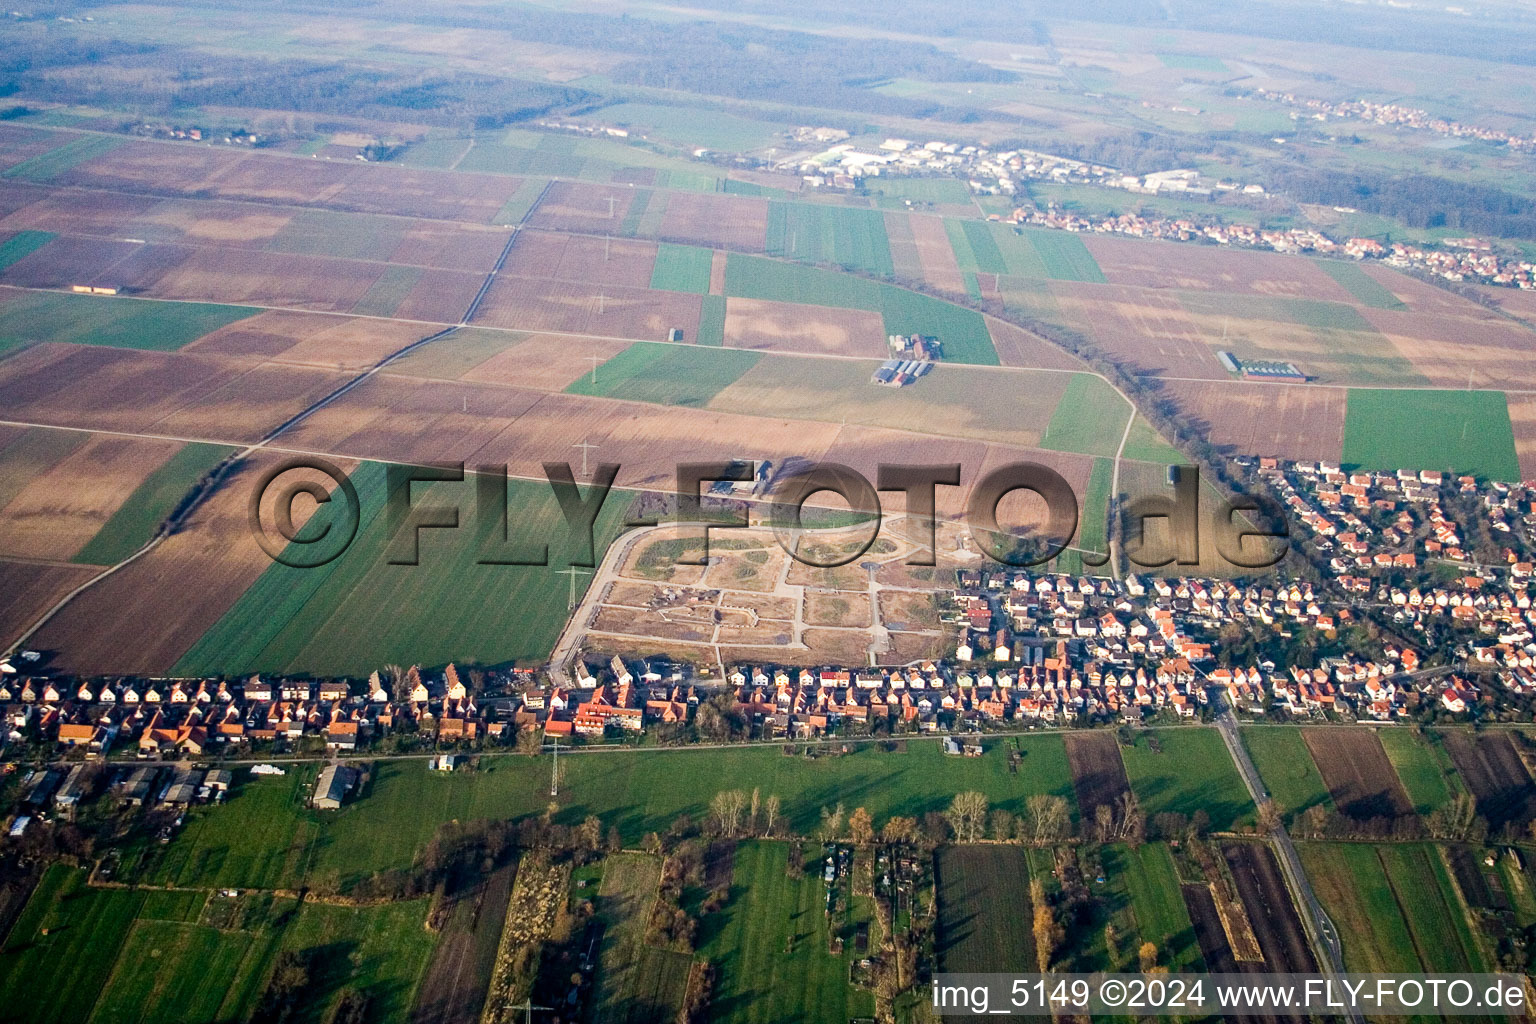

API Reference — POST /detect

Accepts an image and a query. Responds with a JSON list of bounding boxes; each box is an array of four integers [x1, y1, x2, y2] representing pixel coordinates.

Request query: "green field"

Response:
[[568, 341, 760, 406], [1157, 53, 1229, 72], [492, 176, 549, 226], [173, 464, 634, 676], [1299, 843, 1489, 974], [1180, 291, 1377, 333], [1038, 373, 1129, 456], [1312, 259, 1409, 310], [1241, 727, 1332, 819], [862, 177, 973, 206], [267, 209, 409, 261], [877, 286, 998, 365], [0, 866, 146, 1024], [592, 853, 692, 1024], [1380, 729, 1459, 815], [1111, 842, 1205, 971], [650, 243, 714, 293], [1343, 388, 1521, 480], [123, 766, 323, 891], [583, 101, 780, 152], [274, 899, 437, 1024], [92, 915, 282, 1024], [1120, 728, 1255, 831], [72, 441, 236, 565], [394, 136, 472, 169], [697, 293, 726, 346], [0, 291, 260, 355], [1024, 228, 1108, 283], [765, 201, 895, 276], [935, 845, 1036, 972], [0, 229, 55, 270], [349, 264, 422, 317], [946, 220, 1105, 283], [723, 178, 789, 198], [1119, 417, 1185, 465], [1077, 456, 1113, 554], [128, 740, 1077, 892], [723, 252, 886, 310], [2, 133, 125, 182], [700, 842, 875, 1024], [386, 326, 526, 379]]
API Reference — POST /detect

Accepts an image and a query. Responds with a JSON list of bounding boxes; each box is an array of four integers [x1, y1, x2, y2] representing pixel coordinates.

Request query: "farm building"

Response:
[[1217, 350, 1241, 373], [162, 768, 204, 807], [313, 765, 359, 810], [1241, 359, 1306, 381], [117, 765, 160, 806]]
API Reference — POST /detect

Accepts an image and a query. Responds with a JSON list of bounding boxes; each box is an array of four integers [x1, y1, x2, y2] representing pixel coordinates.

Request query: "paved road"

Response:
[[1211, 689, 1361, 1023]]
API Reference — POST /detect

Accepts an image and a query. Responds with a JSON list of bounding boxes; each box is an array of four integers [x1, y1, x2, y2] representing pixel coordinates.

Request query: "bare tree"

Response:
[[817, 803, 846, 843], [946, 792, 989, 843], [762, 794, 781, 837], [1026, 794, 1071, 843], [710, 790, 748, 837]]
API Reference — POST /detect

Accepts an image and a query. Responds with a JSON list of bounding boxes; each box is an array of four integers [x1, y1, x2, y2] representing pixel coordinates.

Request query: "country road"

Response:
[[1211, 688, 1362, 1023]]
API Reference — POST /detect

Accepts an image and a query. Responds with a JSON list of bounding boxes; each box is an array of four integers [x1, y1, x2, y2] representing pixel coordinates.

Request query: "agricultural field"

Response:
[[1163, 380, 1348, 464], [935, 845, 1036, 973], [1378, 728, 1460, 816], [1312, 259, 1408, 310], [590, 853, 692, 1024], [1299, 843, 1490, 974], [720, 254, 998, 364], [1439, 731, 1536, 834], [1119, 728, 1254, 831], [1241, 727, 1332, 820], [1108, 842, 1206, 972], [946, 220, 1105, 283], [173, 464, 636, 677], [698, 841, 875, 1024], [1063, 730, 1131, 823], [0, 291, 259, 355], [1301, 728, 1416, 823], [650, 243, 713, 293], [567, 341, 761, 407], [1221, 843, 1317, 973], [1037, 373, 1130, 456], [70, 441, 235, 565], [709, 356, 1066, 447], [765, 201, 894, 276], [0, 434, 194, 563], [1342, 388, 1521, 480]]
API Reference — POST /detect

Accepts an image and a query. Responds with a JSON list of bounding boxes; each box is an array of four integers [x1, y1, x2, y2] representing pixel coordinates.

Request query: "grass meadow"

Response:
[[699, 842, 876, 1024], [1120, 728, 1255, 831], [1240, 726, 1333, 819]]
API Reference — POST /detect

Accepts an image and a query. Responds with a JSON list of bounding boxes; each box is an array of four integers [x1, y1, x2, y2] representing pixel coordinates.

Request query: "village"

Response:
[[0, 461, 1531, 804], [1249, 87, 1536, 153], [743, 124, 1536, 289]]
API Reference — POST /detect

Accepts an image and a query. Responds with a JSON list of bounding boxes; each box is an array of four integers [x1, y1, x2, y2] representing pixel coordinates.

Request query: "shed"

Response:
[[313, 765, 359, 810]]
